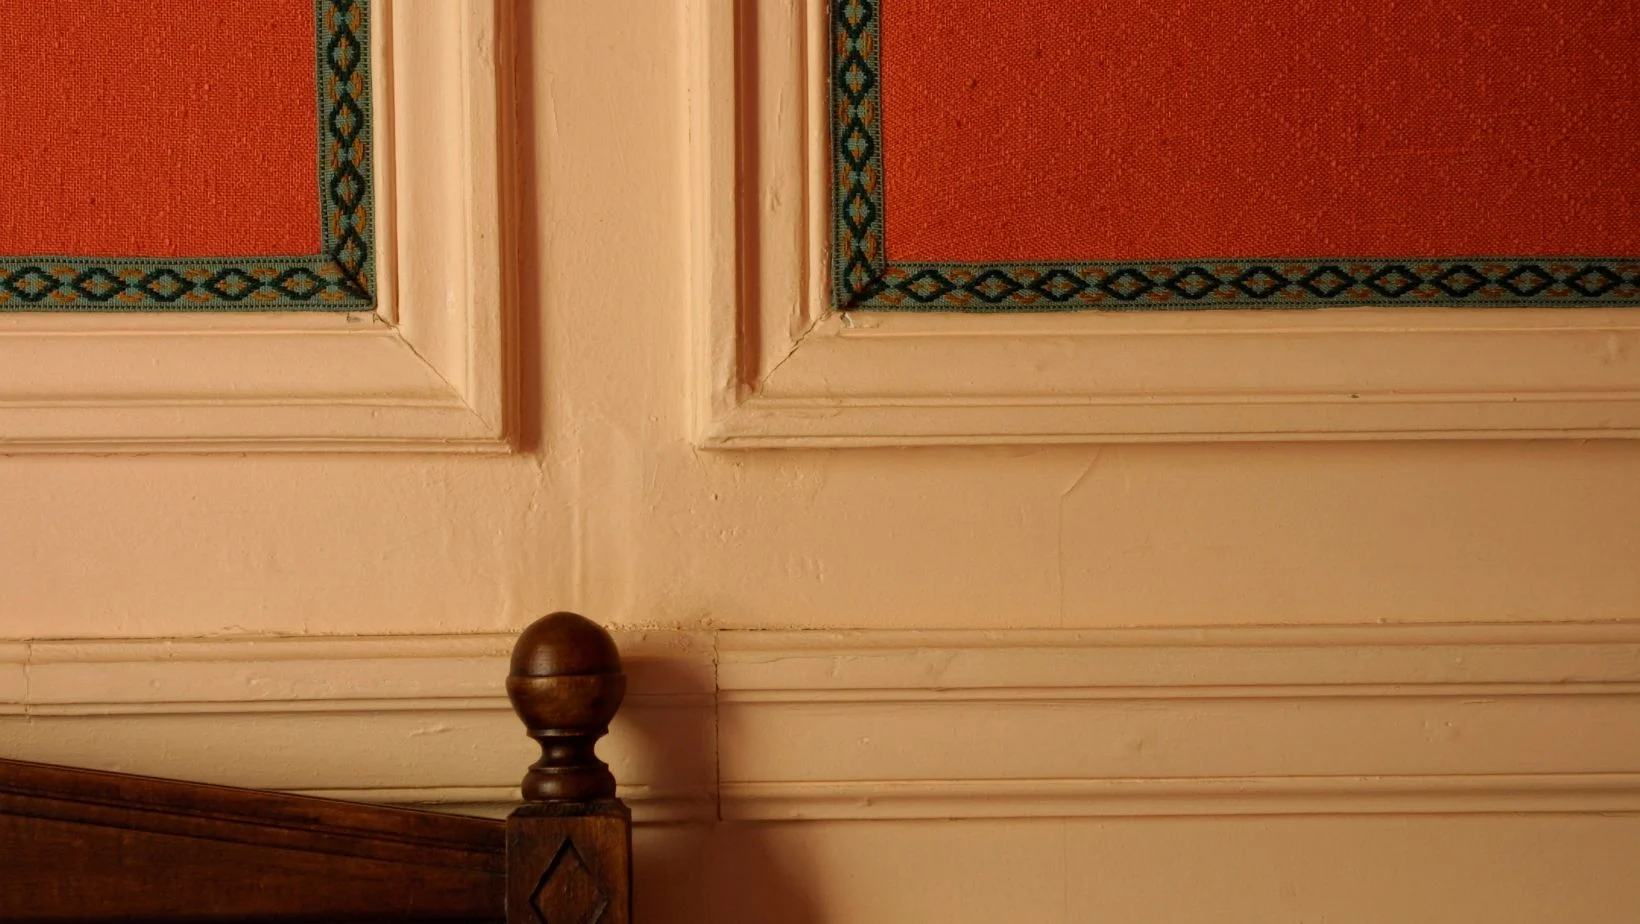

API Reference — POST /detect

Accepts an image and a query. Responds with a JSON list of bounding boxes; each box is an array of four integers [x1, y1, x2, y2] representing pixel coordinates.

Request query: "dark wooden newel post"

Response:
[[506, 612, 633, 924]]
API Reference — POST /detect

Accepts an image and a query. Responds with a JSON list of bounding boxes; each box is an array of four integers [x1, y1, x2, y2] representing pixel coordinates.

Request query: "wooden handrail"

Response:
[[0, 613, 633, 924]]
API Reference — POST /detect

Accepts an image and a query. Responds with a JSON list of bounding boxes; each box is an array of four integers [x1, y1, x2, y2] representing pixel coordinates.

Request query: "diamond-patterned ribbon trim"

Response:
[[868, 260, 1640, 311], [0, 0, 373, 312], [831, 0, 1640, 312]]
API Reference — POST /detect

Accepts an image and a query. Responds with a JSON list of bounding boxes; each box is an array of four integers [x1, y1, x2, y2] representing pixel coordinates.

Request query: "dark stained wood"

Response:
[[0, 757, 506, 923], [506, 612, 627, 803], [505, 612, 634, 923], [0, 612, 636, 924], [507, 803, 632, 924]]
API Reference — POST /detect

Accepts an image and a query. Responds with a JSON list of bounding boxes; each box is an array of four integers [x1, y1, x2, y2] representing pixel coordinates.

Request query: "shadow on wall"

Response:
[[511, 0, 546, 453], [510, 0, 822, 914], [619, 655, 824, 924]]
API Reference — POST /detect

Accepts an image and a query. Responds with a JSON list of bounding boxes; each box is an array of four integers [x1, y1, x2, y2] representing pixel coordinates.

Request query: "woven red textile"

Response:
[[0, 0, 319, 258], [879, 0, 1640, 262]]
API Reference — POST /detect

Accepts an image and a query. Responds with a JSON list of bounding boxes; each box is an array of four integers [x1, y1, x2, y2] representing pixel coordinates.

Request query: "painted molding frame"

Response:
[[690, 0, 1640, 447], [0, 1, 514, 453]]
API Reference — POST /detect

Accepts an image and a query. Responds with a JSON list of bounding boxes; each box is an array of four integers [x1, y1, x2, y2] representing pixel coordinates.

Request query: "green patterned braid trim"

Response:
[[829, 0, 1640, 312], [0, 0, 374, 312]]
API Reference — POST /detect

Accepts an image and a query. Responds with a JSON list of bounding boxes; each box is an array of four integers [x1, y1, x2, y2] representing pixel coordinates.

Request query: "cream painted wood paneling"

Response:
[[8, 625, 1640, 822], [0, 630, 716, 822], [691, 0, 1640, 446], [677, 817, 1640, 924], [0, 1, 512, 452], [8, 9, 1640, 639], [717, 624, 1640, 818], [4, 1, 1640, 920]]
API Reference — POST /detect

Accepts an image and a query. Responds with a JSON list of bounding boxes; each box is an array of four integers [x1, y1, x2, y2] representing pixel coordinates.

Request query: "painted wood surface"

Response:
[[2, 1, 1640, 921]]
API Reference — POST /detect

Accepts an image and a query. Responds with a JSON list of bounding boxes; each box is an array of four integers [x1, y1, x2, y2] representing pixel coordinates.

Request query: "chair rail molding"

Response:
[[688, 0, 1640, 447], [0, 630, 717, 823], [714, 623, 1640, 819], [0, 1, 515, 453], [7, 622, 1640, 822]]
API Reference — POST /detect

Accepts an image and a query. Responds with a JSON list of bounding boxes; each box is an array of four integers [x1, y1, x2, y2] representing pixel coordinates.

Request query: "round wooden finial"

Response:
[[506, 612, 626, 803]]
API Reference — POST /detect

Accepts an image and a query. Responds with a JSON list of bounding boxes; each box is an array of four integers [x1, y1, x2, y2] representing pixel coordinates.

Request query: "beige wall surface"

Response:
[[3, 3, 1640, 921]]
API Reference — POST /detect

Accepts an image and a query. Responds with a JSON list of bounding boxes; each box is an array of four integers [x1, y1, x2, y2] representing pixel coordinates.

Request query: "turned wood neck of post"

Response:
[[506, 613, 626, 803]]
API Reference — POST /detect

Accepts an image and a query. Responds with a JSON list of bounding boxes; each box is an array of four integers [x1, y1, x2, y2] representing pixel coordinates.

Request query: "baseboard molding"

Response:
[[7, 623, 1640, 821]]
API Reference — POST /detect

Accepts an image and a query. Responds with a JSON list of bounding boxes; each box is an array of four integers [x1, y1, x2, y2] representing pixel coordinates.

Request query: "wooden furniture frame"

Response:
[[0, 613, 630, 923]]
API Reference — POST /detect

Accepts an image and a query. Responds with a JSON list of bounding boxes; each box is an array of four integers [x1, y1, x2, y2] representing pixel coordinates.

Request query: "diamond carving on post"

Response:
[[529, 838, 610, 924]]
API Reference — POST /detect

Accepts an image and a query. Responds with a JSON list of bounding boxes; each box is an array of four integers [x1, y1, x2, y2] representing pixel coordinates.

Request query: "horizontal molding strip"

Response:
[[16, 696, 714, 718], [292, 785, 720, 823], [9, 632, 713, 713], [0, 631, 718, 825], [719, 683, 1640, 704], [716, 623, 1640, 819], [8, 623, 1640, 821], [722, 774, 1640, 821], [717, 624, 1640, 697]]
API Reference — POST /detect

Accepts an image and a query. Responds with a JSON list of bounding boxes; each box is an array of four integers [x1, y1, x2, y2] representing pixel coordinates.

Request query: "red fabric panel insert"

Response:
[[0, 0, 320, 258], [879, 0, 1640, 262]]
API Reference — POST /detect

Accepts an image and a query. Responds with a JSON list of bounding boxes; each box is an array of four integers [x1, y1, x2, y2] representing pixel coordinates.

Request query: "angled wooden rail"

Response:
[[0, 612, 631, 924]]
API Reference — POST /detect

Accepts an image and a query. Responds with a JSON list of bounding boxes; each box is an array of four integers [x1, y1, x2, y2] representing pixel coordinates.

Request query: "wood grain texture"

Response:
[[0, 757, 505, 922], [504, 613, 636, 923], [507, 804, 633, 924], [0, 614, 640, 923]]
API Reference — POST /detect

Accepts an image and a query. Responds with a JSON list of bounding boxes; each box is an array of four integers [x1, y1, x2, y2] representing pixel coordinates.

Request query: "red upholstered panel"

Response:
[[0, 0, 319, 258], [878, 0, 1640, 263]]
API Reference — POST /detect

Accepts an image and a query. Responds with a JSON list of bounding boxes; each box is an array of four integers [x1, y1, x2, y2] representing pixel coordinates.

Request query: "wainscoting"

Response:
[[7, 622, 1638, 824]]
